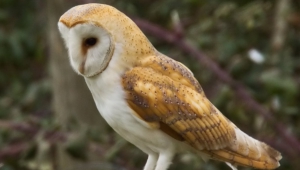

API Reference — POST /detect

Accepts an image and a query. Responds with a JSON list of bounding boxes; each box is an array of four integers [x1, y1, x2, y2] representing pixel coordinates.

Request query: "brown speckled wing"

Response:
[[122, 57, 236, 150]]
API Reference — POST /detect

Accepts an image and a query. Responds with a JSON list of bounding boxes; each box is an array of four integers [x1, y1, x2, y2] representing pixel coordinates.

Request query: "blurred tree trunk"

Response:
[[270, 0, 291, 64], [47, 0, 108, 169]]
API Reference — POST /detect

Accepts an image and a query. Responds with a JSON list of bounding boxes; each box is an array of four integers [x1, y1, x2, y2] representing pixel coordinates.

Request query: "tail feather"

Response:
[[203, 127, 282, 169], [207, 149, 280, 169]]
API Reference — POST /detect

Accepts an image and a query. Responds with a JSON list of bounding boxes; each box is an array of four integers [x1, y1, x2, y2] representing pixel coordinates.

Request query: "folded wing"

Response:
[[121, 55, 281, 169]]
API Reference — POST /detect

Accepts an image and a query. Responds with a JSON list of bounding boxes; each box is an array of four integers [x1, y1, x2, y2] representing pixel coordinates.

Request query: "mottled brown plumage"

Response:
[[122, 53, 281, 169]]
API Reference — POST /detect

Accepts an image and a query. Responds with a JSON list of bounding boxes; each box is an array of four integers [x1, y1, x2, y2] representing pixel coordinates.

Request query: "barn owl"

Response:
[[58, 3, 281, 170]]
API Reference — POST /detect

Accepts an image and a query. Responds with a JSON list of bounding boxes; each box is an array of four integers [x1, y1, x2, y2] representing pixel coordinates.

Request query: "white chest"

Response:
[[85, 69, 134, 132]]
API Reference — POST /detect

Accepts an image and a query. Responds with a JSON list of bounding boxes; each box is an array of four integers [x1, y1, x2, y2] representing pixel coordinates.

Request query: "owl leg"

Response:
[[144, 153, 158, 170], [154, 152, 174, 170]]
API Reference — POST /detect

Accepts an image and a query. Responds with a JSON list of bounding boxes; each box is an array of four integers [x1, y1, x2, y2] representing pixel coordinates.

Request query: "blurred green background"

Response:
[[0, 0, 299, 170]]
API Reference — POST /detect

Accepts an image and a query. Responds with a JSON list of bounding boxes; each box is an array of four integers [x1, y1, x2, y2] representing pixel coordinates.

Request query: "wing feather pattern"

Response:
[[122, 65, 236, 150], [122, 55, 281, 169]]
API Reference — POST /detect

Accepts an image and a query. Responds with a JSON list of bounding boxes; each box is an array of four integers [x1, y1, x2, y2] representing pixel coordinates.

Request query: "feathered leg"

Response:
[[144, 153, 158, 170], [155, 152, 174, 170]]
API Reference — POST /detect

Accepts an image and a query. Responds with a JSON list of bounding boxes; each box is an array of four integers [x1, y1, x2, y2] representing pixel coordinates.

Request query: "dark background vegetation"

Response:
[[0, 0, 299, 169]]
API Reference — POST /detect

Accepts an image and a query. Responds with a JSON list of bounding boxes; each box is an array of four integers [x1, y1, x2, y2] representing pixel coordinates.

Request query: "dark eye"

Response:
[[84, 37, 97, 47]]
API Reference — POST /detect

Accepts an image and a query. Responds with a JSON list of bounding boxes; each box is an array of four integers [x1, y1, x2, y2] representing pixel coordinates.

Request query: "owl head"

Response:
[[58, 3, 155, 77]]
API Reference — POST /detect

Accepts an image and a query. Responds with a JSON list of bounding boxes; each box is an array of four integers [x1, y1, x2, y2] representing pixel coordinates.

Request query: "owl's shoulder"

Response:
[[134, 54, 203, 94]]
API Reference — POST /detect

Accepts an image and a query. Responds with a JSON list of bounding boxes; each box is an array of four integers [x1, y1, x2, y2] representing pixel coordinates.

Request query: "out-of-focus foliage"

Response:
[[0, 0, 299, 170], [0, 0, 52, 169]]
